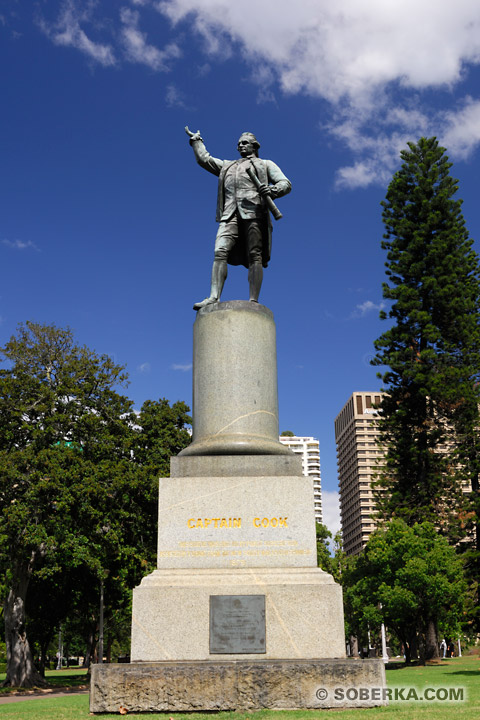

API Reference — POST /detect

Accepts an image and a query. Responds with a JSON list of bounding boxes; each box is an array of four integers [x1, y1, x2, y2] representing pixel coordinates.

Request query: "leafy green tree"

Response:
[[0, 322, 134, 686], [315, 523, 332, 572], [372, 137, 480, 547], [315, 524, 347, 583], [343, 519, 466, 663], [0, 322, 191, 687], [130, 398, 191, 476], [328, 531, 348, 586], [314, 527, 355, 651]]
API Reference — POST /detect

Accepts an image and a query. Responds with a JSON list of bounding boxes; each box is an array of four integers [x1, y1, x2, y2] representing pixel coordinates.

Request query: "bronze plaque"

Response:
[[209, 595, 266, 654]]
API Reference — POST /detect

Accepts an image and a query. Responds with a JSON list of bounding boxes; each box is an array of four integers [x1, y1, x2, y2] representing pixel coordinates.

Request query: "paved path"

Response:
[[0, 687, 88, 704]]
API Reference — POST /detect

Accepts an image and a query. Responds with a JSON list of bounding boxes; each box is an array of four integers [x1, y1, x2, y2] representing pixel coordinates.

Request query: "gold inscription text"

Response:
[[253, 517, 288, 528], [187, 517, 242, 529]]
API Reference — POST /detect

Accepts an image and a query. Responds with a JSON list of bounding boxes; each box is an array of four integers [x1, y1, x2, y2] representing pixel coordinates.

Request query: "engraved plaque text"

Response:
[[209, 595, 266, 654]]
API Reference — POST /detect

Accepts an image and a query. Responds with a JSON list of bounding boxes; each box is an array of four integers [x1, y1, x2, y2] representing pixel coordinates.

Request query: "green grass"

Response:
[[0, 668, 89, 694], [0, 655, 478, 719]]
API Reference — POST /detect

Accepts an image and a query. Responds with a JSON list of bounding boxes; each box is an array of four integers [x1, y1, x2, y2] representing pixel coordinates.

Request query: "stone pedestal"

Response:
[[179, 301, 291, 456], [131, 567, 345, 661], [91, 659, 387, 712], [89, 301, 387, 713], [130, 459, 346, 661]]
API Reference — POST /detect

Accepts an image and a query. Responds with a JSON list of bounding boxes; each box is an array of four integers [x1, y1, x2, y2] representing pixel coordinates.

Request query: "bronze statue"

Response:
[[185, 127, 291, 309]]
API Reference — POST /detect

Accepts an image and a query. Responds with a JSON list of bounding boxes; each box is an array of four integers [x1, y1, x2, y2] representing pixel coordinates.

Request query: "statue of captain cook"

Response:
[[185, 127, 292, 310]]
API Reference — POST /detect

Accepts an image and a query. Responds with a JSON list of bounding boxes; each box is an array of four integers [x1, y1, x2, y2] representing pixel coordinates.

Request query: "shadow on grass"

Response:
[[47, 673, 89, 689], [447, 670, 480, 676], [0, 671, 89, 695]]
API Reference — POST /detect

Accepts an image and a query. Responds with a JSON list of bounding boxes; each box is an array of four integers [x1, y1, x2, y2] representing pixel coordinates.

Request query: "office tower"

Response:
[[334, 392, 383, 556], [279, 435, 322, 523]]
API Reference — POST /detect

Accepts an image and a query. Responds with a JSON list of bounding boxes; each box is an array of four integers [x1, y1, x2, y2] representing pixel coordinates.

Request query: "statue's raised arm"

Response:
[[185, 126, 203, 144], [185, 126, 291, 310]]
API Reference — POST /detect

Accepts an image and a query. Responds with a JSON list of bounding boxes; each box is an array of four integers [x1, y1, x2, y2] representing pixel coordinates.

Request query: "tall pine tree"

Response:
[[372, 137, 480, 548]]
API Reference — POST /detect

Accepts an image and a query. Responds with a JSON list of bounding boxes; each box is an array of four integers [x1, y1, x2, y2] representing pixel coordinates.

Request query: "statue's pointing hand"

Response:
[[185, 126, 203, 145]]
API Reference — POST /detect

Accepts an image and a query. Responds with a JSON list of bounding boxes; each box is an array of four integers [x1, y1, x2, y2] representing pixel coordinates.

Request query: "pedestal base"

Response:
[[90, 658, 387, 713], [131, 567, 345, 661]]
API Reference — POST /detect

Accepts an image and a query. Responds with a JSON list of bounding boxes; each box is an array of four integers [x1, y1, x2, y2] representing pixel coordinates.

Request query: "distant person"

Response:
[[440, 638, 447, 658]]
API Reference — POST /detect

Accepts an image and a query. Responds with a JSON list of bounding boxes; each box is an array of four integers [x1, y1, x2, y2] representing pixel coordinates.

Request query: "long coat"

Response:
[[192, 140, 291, 268]]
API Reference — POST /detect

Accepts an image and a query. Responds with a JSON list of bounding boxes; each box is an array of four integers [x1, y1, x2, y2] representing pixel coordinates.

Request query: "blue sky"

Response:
[[2, 0, 480, 535]]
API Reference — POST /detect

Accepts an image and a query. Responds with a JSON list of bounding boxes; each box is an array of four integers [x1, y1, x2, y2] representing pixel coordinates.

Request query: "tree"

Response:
[[130, 398, 191, 477], [315, 524, 347, 583], [0, 322, 134, 686], [0, 322, 191, 687], [316, 523, 333, 573], [343, 520, 466, 663], [372, 137, 480, 545]]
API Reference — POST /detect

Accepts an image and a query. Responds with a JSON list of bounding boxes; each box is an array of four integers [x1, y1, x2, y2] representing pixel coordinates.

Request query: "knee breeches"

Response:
[[214, 215, 263, 265]]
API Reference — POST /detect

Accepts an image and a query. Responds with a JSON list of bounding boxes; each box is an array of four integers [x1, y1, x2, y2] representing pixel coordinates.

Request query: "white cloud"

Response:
[[157, 0, 480, 186], [321, 490, 341, 537], [196, 62, 211, 77], [38, 1, 480, 187], [335, 161, 379, 191], [120, 7, 180, 70], [351, 300, 385, 319], [332, 102, 480, 189], [2, 239, 39, 251], [171, 362, 192, 371], [441, 97, 480, 159], [158, 1, 480, 102], [137, 362, 151, 373], [165, 83, 187, 107], [39, 0, 116, 67]]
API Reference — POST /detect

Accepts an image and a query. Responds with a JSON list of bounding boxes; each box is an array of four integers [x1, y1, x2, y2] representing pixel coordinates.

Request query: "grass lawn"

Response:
[[0, 668, 89, 694], [0, 655, 478, 719]]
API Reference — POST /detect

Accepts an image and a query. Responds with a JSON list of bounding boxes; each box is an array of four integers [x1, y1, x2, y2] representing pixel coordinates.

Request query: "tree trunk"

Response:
[[424, 618, 439, 661], [38, 638, 50, 677], [106, 636, 113, 664], [409, 633, 418, 663], [83, 627, 96, 669], [3, 566, 46, 688], [349, 635, 359, 657]]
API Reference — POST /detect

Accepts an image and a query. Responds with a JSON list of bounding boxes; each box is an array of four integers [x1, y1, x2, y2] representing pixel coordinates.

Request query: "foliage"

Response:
[[0, 322, 191, 687], [315, 523, 332, 572], [130, 398, 191, 477], [372, 137, 480, 548], [315, 524, 347, 584], [343, 519, 467, 663]]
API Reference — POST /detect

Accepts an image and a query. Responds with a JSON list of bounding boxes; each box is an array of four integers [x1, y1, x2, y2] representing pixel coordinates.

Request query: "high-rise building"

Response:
[[334, 392, 384, 556], [279, 435, 322, 523]]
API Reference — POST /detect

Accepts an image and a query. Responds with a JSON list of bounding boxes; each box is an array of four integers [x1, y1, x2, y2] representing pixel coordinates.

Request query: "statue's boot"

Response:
[[248, 261, 263, 303], [193, 259, 227, 310], [193, 297, 217, 310]]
